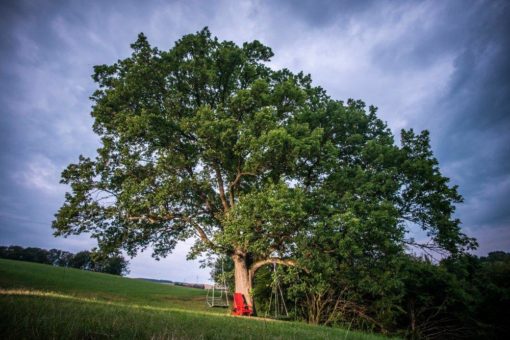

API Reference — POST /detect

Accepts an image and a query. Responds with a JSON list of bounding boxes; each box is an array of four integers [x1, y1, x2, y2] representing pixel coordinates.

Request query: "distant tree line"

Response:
[[174, 282, 205, 289], [139, 278, 205, 289], [212, 251, 510, 339], [0, 245, 129, 276]]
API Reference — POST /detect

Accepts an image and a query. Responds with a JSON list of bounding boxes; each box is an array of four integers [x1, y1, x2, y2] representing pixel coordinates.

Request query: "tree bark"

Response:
[[232, 252, 255, 314]]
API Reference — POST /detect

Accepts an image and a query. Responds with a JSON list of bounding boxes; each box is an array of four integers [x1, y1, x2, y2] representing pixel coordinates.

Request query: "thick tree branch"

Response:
[[183, 216, 217, 250], [227, 169, 256, 208], [213, 164, 230, 212], [249, 257, 304, 280], [229, 170, 256, 190], [229, 189, 235, 210]]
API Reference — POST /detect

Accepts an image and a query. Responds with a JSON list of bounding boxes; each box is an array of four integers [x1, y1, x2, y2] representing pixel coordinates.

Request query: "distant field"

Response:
[[0, 259, 390, 339]]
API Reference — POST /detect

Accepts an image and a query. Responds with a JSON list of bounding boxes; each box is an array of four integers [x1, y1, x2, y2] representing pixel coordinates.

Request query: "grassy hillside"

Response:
[[0, 259, 390, 339]]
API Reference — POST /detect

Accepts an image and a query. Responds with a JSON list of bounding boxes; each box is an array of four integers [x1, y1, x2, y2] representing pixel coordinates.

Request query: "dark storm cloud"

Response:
[[438, 17, 510, 233], [374, 1, 509, 251], [0, 0, 508, 280], [400, 1, 510, 241], [276, 0, 378, 28]]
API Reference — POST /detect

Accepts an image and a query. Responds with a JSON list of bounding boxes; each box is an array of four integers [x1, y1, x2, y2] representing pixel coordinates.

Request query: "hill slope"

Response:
[[0, 259, 389, 339]]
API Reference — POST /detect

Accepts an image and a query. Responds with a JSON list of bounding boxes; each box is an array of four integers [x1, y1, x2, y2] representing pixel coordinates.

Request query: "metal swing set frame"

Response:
[[206, 259, 229, 308], [264, 262, 289, 319]]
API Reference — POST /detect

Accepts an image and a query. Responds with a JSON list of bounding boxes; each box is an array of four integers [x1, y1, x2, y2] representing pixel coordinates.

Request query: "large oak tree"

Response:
[[53, 28, 475, 310]]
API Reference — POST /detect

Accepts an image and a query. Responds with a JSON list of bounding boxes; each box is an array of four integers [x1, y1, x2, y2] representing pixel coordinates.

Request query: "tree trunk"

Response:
[[409, 299, 416, 339], [232, 253, 256, 315], [231, 253, 298, 316]]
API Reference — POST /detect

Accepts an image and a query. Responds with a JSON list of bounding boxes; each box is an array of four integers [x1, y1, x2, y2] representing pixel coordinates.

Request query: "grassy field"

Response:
[[0, 259, 391, 339]]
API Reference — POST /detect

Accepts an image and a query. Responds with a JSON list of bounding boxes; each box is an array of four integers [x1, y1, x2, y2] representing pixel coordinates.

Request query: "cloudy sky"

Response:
[[1, 0, 509, 282]]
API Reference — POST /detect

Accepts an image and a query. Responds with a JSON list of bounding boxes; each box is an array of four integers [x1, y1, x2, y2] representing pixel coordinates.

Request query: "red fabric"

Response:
[[232, 292, 253, 316]]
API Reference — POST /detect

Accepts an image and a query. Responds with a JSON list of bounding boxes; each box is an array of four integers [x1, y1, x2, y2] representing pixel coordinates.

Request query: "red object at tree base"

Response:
[[231, 292, 253, 316]]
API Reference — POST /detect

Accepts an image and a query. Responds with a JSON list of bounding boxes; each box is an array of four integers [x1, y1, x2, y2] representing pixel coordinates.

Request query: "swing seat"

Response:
[[231, 292, 253, 316]]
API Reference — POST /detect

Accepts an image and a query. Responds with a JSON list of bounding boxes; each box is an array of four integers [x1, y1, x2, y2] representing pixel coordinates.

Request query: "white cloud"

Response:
[[12, 154, 61, 195]]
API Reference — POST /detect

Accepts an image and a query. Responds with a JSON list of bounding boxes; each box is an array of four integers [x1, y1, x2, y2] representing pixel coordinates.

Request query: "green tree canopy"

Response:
[[53, 28, 475, 309]]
